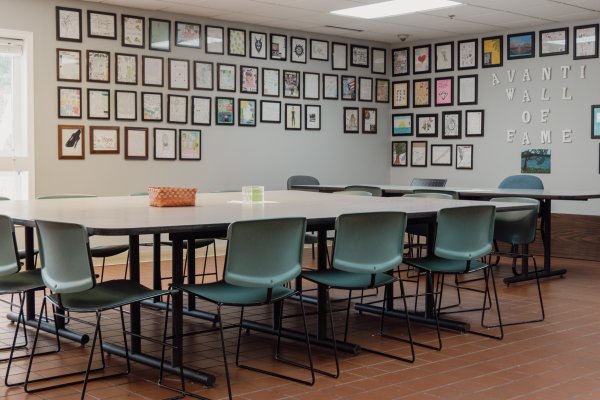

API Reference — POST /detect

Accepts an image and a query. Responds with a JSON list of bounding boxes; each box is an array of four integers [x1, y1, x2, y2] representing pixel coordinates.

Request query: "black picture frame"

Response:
[[179, 129, 201, 161], [142, 56, 163, 87], [457, 39, 478, 70], [87, 88, 110, 120], [392, 80, 409, 109], [435, 41, 454, 72], [149, 18, 171, 52], [249, 31, 268, 59], [430, 144, 453, 166], [341, 75, 356, 101], [416, 114, 438, 137], [343, 107, 359, 134], [57, 48, 82, 82], [215, 97, 235, 126], [115, 90, 137, 121], [465, 109, 485, 137], [168, 58, 190, 91], [115, 53, 138, 85], [371, 47, 386, 74], [175, 21, 201, 49], [310, 39, 329, 61], [358, 77, 373, 102], [456, 144, 473, 170], [238, 98, 257, 127], [413, 78, 431, 108], [228, 28, 247, 57], [540, 27, 569, 57], [193, 61, 213, 91], [191, 96, 212, 126], [270, 33, 287, 61], [290, 37, 307, 63], [217, 63, 236, 92], [361, 108, 377, 134], [323, 74, 339, 100], [441, 110, 462, 139], [57, 86, 82, 118], [124, 127, 148, 160], [457, 75, 478, 106], [141, 92, 163, 122], [305, 105, 321, 131], [331, 42, 348, 71], [56, 6, 82, 42], [375, 79, 390, 103], [121, 15, 145, 48], [260, 100, 281, 123], [591, 104, 600, 139], [205, 25, 224, 55], [392, 47, 409, 76], [482, 35, 503, 68], [350, 44, 369, 68], [507, 32, 535, 60], [574, 24, 599, 60], [167, 94, 188, 124], [285, 103, 302, 130], [153, 128, 177, 161], [303, 72, 320, 100], [87, 10, 116, 40], [87, 50, 110, 83], [410, 141, 428, 167], [262, 68, 280, 97], [240, 65, 259, 94], [434, 76, 454, 107], [413, 44, 431, 74], [392, 141, 408, 167], [283, 70, 301, 99], [392, 113, 413, 136]]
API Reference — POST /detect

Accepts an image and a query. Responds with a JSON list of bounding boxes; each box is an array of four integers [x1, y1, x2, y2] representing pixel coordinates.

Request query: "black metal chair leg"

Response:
[[217, 305, 233, 400]]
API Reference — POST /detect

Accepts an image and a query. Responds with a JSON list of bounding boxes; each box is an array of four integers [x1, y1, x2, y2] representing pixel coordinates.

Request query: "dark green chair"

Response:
[[287, 175, 320, 191], [172, 218, 315, 400], [302, 212, 415, 375], [404, 205, 504, 342], [343, 185, 382, 197], [24, 220, 179, 399]]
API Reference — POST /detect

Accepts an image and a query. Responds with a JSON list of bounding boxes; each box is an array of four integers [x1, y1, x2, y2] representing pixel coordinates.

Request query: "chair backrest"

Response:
[[435, 206, 495, 261], [410, 178, 447, 187], [130, 192, 148, 196], [0, 215, 20, 276], [498, 175, 544, 189], [332, 212, 407, 274], [333, 190, 372, 197], [0, 196, 10, 200], [286, 175, 320, 190], [224, 217, 306, 288], [38, 194, 97, 199], [404, 192, 454, 200], [491, 197, 539, 245], [344, 185, 382, 197], [412, 189, 459, 199], [35, 220, 95, 294]]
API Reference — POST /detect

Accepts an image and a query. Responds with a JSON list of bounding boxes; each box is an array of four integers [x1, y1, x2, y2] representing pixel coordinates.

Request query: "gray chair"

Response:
[[410, 178, 447, 187], [287, 175, 320, 191], [343, 185, 383, 197], [498, 175, 544, 190]]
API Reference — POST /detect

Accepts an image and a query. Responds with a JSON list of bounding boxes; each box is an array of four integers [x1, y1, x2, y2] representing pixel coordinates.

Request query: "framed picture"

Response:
[[457, 75, 478, 105], [332, 42, 348, 70], [238, 99, 257, 127], [392, 141, 408, 167], [141, 92, 163, 121], [392, 47, 409, 76], [371, 48, 386, 74], [149, 19, 171, 52], [411, 141, 427, 167], [431, 144, 452, 166], [574, 24, 599, 59], [240, 66, 259, 94], [341, 76, 356, 101], [115, 90, 137, 121], [591, 105, 600, 138], [168, 58, 189, 90], [57, 87, 81, 118], [262, 68, 280, 97], [413, 79, 431, 108], [260, 100, 281, 123], [57, 49, 81, 82], [376, 79, 390, 103], [458, 39, 478, 70], [392, 113, 413, 136], [176, 22, 201, 48], [194, 61, 213, 90], [122, 15, 144, 48], [434, 77, 453, 107], [442, 111, 461, 139], [58, 125, 84, 159], [124, 127, 148, 160], [87, 50, 110, 83], [270, 34, 287, 61], [217, 63, 236, 92], [507, 32, 535, 60], [142, 56, 163, 87], [343, 107, 359, 134], [291, 37, 307, 63], [228, 28, 246, 57], [56, 6, 82, 42], [456, 144, 473, 169], [465, 110, 485, 137], [87, 88, 110, 120], [179, 129, 201, 160], [482, 36, 503, 68], [362, 108, 377, 134], [167, 94, 188, 124], [285, 103, 302, 130], [250, 31, 268, 59], [540, 27, 569, 56], [216, 97, 234, 125], [310, 39, 329, 61], [303, 72, 320, 100], [305, 105, 321, 130], [435, 42, 454, 72], [90, 126, 119, 154], [358, 77, 373, 102], [351, 45, 369, 68], [191, 96, 211, 126], [416, 114, 437, 137], [392, 81, 409, 109], [205, 26, 224, 54], [413, 45, 431, 74], [154, 128, 176, 160], [323, 74, 338, 100], [521, 149, 551, 174], [87, 10, 116, 40], [115, 53, 137, 85], [283, 70, 300, 98]]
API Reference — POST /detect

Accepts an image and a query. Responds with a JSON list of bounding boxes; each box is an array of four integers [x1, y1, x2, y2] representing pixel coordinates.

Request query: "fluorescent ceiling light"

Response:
[[331, 0, 462, 19]]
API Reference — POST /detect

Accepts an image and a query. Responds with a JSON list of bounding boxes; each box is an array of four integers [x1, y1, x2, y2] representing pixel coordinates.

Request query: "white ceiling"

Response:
[[82, 0, 600, 44]]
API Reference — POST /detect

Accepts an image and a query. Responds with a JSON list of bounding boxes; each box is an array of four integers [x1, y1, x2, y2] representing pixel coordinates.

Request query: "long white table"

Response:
[[0, 191, 535, 384]]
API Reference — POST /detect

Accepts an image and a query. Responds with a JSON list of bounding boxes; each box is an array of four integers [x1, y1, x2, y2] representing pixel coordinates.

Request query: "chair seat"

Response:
[[159, 239, 215, 249], [0, 269, 45, 294], [48, 279, 170, 312], [178, 281, 295, 306], [17, 249, 39, 260], [304, 233, 318, 244], [405, 256, 488, 274], [89, 244, 129, 258], [302, 269, 396, 289]]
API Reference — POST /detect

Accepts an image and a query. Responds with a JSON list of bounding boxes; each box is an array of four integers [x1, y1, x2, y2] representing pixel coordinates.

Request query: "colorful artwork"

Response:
[[521, 149, 550, 174]]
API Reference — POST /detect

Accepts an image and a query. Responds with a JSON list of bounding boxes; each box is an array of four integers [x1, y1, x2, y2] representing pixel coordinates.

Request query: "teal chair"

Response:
[[287, 175, 320, 191], [302, 212, 415, 375], [487, 197, 544, 326], [171, 218, 315, 400], [404, 205, 504, 342], [343, 185, 382, 197], [498, 175, 544, 190], [24, 220, 179, 398]]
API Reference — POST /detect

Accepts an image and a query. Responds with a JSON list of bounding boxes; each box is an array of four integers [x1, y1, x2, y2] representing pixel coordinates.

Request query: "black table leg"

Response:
[[129, 235, 141, 354]]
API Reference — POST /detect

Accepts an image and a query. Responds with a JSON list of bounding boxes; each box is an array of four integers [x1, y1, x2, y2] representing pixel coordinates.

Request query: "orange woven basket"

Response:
[[148, 187, 197, 207]]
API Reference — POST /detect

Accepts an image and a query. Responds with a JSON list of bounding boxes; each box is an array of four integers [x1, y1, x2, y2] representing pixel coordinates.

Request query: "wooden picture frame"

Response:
[[141, 92, 163, 122], [507, 32, 535, 60], [249, 31, 268, 59], [574, 24, 599, 59], [58, 124, 84, 159], [310, 39, 329, 61], [290, 37, 307, 63], [392, 113, 413, 136], [435, 42, 454, 72], [175, 21, 201, 48], [434, 76, 453, 107], [283, 70, 300, 99], [540, 27, 569, 57], [442, 111, 461, 139], [217, 63, 236, 92], [431, 144, 452, 166], [413, 45, 431, 74], [270, 34, 287, 61], [87, 10, 116, 40], [343, 107, 359, 134], [115, 90, 137, 121], [262, 68, 280, 97], [142, 56, 163, 87], [56, 6, 82, 42], [323, 74, 338, 100], [167, 94, 188, 124], [124, 127, 148, 160], [458, 39, 478, 70], [87, 50, 110, 83], [375, 79, 390, 103], [341, 76, 356, 101], [350, 44, 369, 68], [228, 28, 247, 57], [153, 128, 176, 160], [191, 96, 211, 126], [179, 129, 201, 160], [238, 98, 257, 127], [465, 109, 485, 137], [90, 126, 119, 154], [115, 53, 137, 85], [193, 61, 213, 90], [411, 141, 427, 167], [482, 35, 503, 68], [205, 26, 224, 54], [332, 42, 348, 70], [456, 144, 473, 169], [260, 100, 281, 123], [457, 75, 478, 105], [392, 141, 408, 167], [57, 48, 81, 82], [305, 105, 321, 131], [87, 88, 110, 120], [392, 80, 409, 109], [362, 108, 377, 134], [285, 103, 302, 130], [149, 18, 171, 52], [413, 78, 431, 108], [215, 97, 234, 125], [416, 114, 438, 137], [122, 15, 144, 48], [240, 66, 259, 94], [303, 72, 320, 100], [57, 87, 81, 118], [392, 47, 409, 76]]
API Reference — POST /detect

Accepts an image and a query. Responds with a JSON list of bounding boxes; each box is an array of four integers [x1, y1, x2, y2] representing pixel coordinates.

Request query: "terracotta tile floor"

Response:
[[1, 251, 599, 399]]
